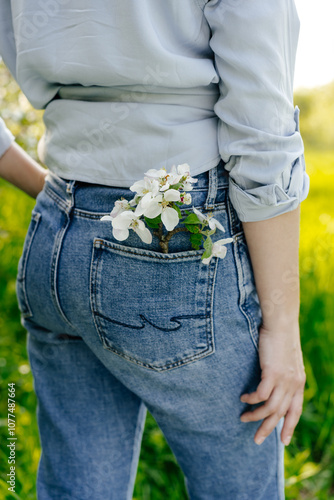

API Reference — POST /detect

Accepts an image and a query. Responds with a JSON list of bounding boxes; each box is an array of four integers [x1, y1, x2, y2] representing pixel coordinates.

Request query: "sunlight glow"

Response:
[[294, 0, 334, 89]]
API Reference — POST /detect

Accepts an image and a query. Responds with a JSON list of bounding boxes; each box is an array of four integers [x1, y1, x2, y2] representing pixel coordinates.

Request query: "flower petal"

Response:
[[140, 192, 153, 207], [202, 255, 212, 265], [216, 237, 234, 245], [143, 202, 162, 219], [130, 179, 146, 193], [213, 245, 227, 259], [177, 163, 191, 176], [112, 211, 135, 229], [161, 207, 179, 231], [135, 226, 153, 244], [134, 202, 146, 216], [112, 227, 129, 241], [192, 206, 206, 222], [144, 168, 167, 179], [164, 189, 181, 202], [100, 215, 113, 222], [211, 218, 225, 232], [160, 183, 170, 191]]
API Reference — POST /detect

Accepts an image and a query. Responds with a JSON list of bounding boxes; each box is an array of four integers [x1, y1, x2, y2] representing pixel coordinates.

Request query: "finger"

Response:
[[253, 392, 293, 444], [253, 408, 287, 446], [280, 390, 304, 446], [240, 386, 287, 423], [240, 376, 274, 405]]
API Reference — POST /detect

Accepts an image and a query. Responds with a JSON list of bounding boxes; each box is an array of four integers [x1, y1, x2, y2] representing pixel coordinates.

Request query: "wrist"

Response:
[[261, 312, 300, 333]]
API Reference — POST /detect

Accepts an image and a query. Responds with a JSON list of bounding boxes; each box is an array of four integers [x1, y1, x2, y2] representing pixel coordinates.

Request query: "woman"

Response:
[[0, 1, 309, 498]]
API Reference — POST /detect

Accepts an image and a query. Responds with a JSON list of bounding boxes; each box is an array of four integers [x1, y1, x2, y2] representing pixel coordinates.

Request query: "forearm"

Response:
[[0, 142, 47, 198], [242, 205, 301, 331]]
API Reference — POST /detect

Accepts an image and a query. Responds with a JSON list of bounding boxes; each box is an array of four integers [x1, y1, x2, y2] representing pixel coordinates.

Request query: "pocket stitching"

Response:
[[94, 238, 207, 261], [16, 211, 41, 318]]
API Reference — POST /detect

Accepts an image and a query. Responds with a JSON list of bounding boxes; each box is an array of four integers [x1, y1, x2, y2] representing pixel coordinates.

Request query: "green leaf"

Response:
[[190, 233, 203, 249], [173, 203, 182, 219], [144, 215, 161, 228], [203, 235, 213, 253], [183, 213, 201, 225], [185, 224, 200, 234], [202, 249, 212, 259], [170, 182, 182, 190]]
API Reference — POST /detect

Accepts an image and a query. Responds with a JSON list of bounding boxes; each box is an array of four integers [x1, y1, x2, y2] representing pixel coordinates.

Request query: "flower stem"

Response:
[[152, 222, 189, 253]]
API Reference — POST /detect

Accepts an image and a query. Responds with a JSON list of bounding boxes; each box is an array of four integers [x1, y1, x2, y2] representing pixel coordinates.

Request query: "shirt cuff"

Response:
[[0, 117, 15, 159], [227, 106, 311, 222]]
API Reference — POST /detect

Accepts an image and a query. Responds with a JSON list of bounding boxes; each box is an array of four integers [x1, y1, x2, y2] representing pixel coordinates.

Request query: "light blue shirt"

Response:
[[0, 0, 309, 221]]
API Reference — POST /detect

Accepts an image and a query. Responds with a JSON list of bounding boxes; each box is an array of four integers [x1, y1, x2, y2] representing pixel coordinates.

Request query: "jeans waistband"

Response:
[[43, 160, 229, 214]]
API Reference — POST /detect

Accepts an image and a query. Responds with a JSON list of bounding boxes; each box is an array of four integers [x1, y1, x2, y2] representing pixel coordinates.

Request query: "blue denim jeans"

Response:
[[16, 160, 285, 500]]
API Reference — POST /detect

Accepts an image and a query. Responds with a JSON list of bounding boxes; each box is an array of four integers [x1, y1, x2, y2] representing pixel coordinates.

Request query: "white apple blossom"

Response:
[[135, 192, 180, 231], [180, 192, 192, 205], [144, 167, 182, 192], [173, 163, 198, 191], [100, 163, 233, 264], [112, 211, 152, 244], [192, 207, 225, 232], [164, 189, 181, 202], [100, 198, 132, 222], [202, 238, 234, 265], [129, 177, 160, 208]]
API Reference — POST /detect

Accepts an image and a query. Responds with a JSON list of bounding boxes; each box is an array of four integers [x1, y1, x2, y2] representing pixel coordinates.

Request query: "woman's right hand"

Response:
[[240, 321, 306, 446]]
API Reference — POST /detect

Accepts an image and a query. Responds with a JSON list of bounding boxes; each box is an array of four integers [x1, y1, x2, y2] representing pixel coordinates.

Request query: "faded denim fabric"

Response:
[[16, 160, 285, 500], [0, 0, 309, 221]]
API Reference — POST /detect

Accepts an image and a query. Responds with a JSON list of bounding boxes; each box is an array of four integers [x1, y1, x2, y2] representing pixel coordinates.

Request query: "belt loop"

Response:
[[66, 180, 76, 194], [204, 164, 218, 210], [65, 180, 77, 215]]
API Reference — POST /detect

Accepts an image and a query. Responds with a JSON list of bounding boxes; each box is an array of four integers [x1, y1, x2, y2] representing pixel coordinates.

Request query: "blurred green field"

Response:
[[1, 62, 334, 499]]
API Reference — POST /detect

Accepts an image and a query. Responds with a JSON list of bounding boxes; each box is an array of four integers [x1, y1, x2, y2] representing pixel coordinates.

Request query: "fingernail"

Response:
[[255, 436, 265, 445], [240, 396, 247, 402], [283, 436, 291, 446]]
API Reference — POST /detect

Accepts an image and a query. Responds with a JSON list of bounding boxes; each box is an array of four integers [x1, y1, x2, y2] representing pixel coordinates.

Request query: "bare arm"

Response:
[[239, 206, 306, 446], [0, 142, 47, 198]]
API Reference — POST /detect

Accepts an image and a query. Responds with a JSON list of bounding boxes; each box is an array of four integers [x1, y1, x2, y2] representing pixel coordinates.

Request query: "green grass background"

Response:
[[0, 61, 334, 499]]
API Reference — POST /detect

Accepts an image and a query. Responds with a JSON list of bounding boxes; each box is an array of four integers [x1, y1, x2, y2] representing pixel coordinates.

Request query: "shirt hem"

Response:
[[45, 155, 222, 188]]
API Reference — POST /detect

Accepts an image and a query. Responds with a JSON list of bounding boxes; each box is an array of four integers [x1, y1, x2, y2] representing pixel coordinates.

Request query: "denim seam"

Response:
[[275, 426, 280, 500], [227, 200, 259, 353], [235, 238, 259, 353], [90, 244, 216, 372], [227, 196, 240, 236], [45, 183, 69, 212], [275, 419, 286, 500], [206, 253, 218, 353], [90, 246, 106, 350], [17, 211, 41, 318], [50, 215, 74, 329], [126, 402, 147, 500]]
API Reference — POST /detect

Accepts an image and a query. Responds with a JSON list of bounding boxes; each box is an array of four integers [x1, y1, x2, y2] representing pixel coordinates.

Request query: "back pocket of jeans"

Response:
[[90, 238, 218, 372]]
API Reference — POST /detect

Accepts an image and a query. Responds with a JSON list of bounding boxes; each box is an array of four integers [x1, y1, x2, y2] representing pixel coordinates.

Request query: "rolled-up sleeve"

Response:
[[0, 117, 15, 159], [204, 0, 310, 222]]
